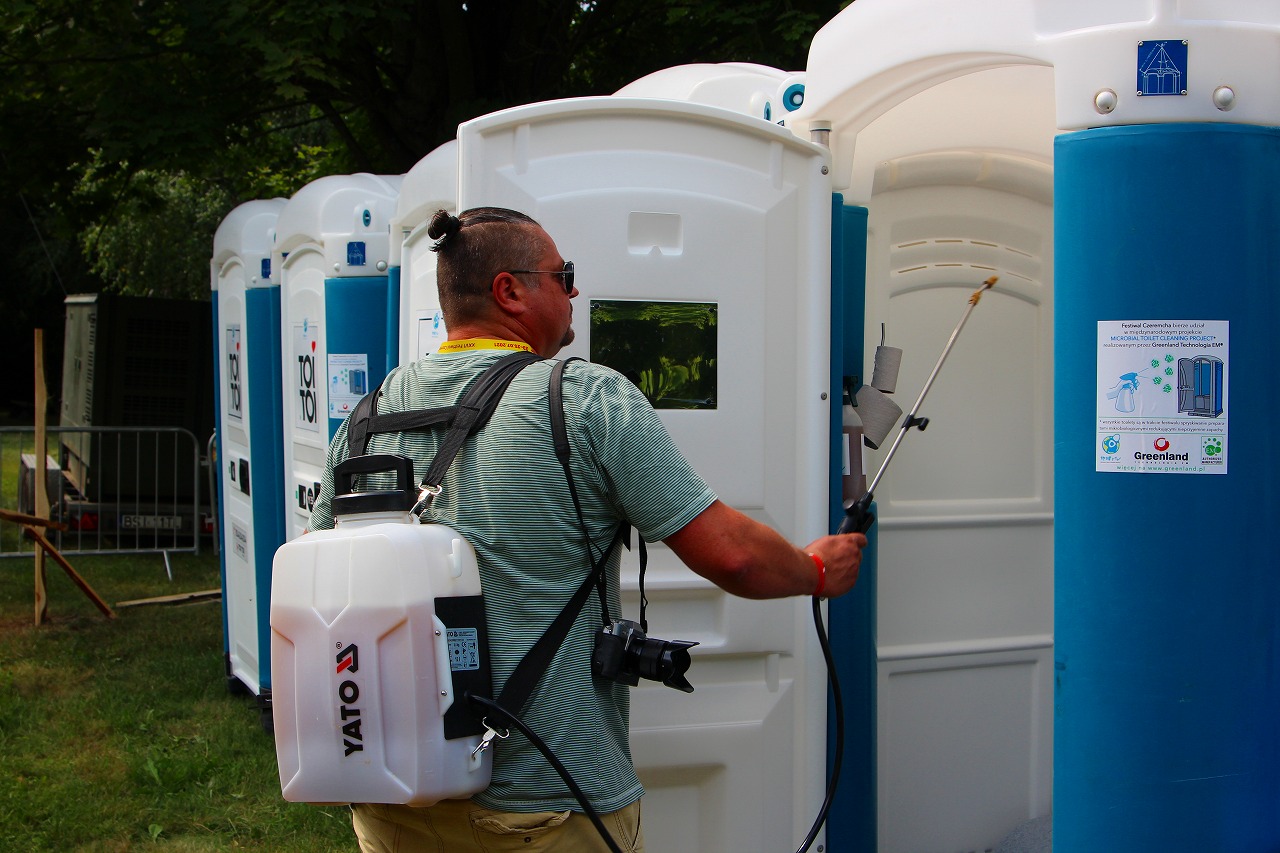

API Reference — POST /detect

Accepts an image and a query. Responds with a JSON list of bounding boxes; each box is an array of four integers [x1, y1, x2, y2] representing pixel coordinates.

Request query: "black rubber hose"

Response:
[[468, 694, 626, 853], [795, 595, 844, 853]]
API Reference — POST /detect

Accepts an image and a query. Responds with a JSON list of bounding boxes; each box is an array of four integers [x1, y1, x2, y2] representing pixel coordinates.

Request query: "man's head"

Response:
[[428, 207, 577, 355]]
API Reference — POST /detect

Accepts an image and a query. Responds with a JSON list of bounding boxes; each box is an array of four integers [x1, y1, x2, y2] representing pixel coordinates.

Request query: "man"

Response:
[[307, 207, 866, 853]]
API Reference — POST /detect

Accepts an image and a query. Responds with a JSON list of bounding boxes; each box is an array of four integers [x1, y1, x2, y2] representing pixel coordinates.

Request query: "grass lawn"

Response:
[[0, 548, 356, 852]]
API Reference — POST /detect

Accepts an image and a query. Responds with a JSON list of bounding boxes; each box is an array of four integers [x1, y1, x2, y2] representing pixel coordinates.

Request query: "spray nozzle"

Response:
[[837, 492, 875, 535]]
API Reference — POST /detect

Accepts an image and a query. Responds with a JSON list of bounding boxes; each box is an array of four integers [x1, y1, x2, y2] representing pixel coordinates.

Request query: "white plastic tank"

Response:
[[274, 173, 403, 541], [271, 454, 493, 805], [389, 140, 458, 364], [211, 198, 287, 705]]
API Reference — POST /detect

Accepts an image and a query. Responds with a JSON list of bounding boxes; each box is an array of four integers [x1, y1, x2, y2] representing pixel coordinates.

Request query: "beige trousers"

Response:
[[352, 798, 644, 853]]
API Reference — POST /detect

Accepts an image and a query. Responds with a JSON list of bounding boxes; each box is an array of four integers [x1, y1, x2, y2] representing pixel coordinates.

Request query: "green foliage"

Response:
[[0, 0, 847, 392], [74, 157, 233, 299]]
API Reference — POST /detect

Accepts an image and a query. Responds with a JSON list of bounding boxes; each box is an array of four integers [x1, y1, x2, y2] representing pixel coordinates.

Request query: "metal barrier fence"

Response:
[[1, 426, 210, 559]]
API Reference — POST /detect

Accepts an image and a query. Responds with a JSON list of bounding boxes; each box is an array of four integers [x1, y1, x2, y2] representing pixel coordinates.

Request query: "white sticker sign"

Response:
[[328, 353, 370, 420], [293, 320, 321, 433], [1096, 320, 1228, 474], [415, 309, 447, 359]]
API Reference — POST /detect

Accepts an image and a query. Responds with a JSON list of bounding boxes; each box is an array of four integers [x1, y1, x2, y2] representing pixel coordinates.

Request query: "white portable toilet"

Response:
[[389, 139, 458, 365], [211, 198, 288, 718], [275, 173, 403, 540], [789, 6, 1058, 851], [458, 97, 834, 853], [615, 61, 808, 126]]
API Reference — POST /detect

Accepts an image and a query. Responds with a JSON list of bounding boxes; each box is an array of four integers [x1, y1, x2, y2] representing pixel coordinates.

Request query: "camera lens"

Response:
[[634, 638, 697, 693]]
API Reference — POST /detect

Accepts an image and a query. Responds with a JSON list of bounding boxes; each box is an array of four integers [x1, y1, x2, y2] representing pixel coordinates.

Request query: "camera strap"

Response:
[[492, 358, 635, 720], [548, 360, 651, 630]]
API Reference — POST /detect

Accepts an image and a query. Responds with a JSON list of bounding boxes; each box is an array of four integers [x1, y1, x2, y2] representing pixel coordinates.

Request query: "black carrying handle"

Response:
[[334, 454, 416, 498]]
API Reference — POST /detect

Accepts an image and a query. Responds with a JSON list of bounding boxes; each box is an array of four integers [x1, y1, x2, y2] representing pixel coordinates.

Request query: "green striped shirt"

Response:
[[309, 351, 716, 813]]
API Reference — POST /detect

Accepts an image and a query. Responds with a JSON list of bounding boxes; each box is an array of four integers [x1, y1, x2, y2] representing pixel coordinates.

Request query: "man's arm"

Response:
[[663, 500, 865, 600]]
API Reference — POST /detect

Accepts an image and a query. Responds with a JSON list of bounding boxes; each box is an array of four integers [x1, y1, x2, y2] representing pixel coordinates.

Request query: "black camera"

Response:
[[591, 619, 697, 693]]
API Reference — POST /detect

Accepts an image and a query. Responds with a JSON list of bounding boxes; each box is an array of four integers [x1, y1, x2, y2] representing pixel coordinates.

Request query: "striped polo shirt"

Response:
[[309, 349, 717, 814]]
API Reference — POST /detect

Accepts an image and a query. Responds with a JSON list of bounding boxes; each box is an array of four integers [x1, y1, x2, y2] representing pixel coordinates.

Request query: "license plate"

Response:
[[120, 514, 183, 530]]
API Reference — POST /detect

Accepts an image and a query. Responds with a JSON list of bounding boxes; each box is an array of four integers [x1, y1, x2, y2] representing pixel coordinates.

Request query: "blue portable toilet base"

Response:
[[1055, 124, 1280, 851]]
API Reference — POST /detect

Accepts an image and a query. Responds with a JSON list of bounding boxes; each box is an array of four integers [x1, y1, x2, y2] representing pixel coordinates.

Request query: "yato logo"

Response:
[[335, 643, 364, 756], [1153, 437, 1171, 452]]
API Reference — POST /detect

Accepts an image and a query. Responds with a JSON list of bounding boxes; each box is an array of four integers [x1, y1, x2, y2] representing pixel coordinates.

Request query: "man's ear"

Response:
[[491, 271, 528, 315]]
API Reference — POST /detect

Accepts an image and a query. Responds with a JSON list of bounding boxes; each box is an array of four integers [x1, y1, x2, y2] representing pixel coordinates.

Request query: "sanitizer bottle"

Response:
[[842, 389, 868, 502], [270, 454, 493, 805]]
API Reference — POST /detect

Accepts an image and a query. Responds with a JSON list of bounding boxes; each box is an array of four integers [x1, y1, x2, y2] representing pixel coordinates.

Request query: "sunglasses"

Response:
[[506, 260, 575, 294]]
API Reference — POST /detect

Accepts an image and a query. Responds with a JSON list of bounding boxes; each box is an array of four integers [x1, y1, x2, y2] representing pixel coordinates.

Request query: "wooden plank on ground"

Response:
[[116, 589, 222, 609]]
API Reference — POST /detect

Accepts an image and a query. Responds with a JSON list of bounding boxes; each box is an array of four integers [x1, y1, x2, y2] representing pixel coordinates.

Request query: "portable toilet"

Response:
[[790, 11, 1058, 851], [274, 173, 402, 540], [211, 198, 288, 721], [791, 1, 1280, 851], [389, 139, 458, 365], [458, 97, 836, 853]]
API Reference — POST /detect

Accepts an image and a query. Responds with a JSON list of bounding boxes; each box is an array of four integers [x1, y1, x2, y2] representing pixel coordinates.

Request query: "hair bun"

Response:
[[427, 209, 462, 245]]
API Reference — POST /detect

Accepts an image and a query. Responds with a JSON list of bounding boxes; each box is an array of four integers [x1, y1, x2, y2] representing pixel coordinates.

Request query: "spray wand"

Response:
[[838, 276, 998, 535]]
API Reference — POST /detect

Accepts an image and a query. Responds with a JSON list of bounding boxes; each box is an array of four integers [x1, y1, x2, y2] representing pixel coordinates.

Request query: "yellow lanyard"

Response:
[[435, 338, 535, 354]]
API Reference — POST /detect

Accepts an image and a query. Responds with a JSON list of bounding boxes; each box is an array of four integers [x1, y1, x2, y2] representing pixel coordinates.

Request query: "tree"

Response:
[[0, 0, 849, 416]]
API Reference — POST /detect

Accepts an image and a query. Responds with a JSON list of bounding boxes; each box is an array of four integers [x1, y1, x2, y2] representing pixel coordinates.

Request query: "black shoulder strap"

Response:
[[417, 351, 542, 491], [345, 351, 542, 474]]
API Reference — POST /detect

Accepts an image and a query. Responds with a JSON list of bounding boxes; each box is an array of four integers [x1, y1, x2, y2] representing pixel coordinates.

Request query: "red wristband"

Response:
[[808, 552, 826, 598]]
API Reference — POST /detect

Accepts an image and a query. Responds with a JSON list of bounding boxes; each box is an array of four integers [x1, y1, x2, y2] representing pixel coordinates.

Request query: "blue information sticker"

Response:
[[346, 240, 367, 266], [1137, 40, 1187, 96]]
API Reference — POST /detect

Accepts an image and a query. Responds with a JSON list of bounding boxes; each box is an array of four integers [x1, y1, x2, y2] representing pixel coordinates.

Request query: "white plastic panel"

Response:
[[615, 62, 804, 125], [212, 199, 285, 693], [275, 174, 402, 540], [279, 246, 327, 541], [215, 260, 260, 692], [392, 141, 458, 364], [225, 511, 261, 693], [879, 645, 1053, 852], [791, 0, 1280, 193], [843, 65, 1056, 203], [864, 174, 1054, 853], [458, 97, 833, 851]]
